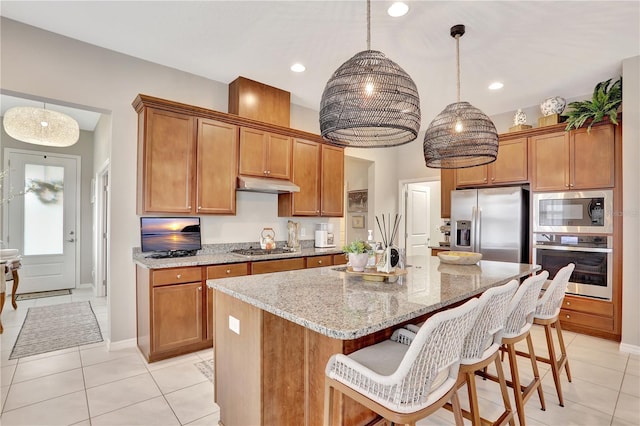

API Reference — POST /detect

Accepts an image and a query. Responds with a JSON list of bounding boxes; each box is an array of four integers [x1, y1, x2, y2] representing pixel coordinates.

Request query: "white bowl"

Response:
[[0, 248, 19, 259], [437, 251, 482, 265]]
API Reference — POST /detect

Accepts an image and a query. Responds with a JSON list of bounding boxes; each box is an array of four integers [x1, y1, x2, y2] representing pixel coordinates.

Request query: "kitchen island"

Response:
[[207, 256, 540, 426]]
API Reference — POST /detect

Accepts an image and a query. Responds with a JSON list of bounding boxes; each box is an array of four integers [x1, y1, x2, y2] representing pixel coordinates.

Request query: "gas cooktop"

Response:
[[230, 247, 295, 257]]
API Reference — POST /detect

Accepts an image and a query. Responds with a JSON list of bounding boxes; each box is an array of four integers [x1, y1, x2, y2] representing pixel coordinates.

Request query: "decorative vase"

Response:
[[513, 109, 527, 126], [540, 97, 566, 116], [348, 253, 370, 272]]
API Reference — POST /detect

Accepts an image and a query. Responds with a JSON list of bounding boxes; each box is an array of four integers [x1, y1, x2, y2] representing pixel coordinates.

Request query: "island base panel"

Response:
[[214, 290, 379, 425]]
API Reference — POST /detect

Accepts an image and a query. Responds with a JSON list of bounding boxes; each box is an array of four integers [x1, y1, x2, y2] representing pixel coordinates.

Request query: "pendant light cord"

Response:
[[456, 34, 461, 103], [366, 0, 371, 50]]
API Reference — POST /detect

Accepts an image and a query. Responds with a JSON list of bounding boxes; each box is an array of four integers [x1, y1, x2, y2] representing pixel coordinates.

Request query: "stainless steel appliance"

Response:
[[533, 234, 612, 300], [315, 223, 335, 248], [533, 190, 613, 234], [450, 187, 529, 263]]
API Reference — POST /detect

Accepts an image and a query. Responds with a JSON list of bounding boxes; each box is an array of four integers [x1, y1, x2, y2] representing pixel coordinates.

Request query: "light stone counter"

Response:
[[133, 246, 343, 269], [207, 255, 541, 340]]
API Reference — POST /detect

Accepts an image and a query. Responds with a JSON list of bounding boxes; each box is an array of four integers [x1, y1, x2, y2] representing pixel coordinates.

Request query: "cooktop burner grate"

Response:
[[230, 247, 293, 256]]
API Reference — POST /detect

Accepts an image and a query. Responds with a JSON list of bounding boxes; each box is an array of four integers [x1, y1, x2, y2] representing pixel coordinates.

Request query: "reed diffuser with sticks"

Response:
[[375, 213, 402, 273]]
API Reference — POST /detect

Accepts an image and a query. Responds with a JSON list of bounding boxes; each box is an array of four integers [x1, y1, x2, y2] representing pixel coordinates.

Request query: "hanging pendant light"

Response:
[[3, 104, 79, 147], [319, 0, 420, 148], [423, 24, 498, 169]]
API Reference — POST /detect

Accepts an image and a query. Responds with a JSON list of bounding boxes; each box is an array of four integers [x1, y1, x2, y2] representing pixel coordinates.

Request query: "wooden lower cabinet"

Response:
[[430, 248, 450, 257], [136, 265, 212, 362], [559, 295, 616, 339], [306, 255, 333, 268], [215, 291, 379, 426]]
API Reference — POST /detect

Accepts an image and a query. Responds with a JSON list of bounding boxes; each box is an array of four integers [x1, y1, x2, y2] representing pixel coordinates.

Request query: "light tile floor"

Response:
[[1, 289, 638, 425], [1, 288, 219, 425]]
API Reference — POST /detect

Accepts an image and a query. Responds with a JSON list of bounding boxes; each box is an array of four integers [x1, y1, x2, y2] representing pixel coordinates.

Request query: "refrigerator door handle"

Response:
[[471, 206, 477, 252], [476, 208, 482, 253]]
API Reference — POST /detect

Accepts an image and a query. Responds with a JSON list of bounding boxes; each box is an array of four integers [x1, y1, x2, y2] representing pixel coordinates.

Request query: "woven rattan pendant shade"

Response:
[[423, 25, 498, 169], [319, 1, 420, 148]]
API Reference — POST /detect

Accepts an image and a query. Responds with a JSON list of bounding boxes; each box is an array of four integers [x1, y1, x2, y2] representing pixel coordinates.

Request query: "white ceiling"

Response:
[[1, 1, 639, 132]]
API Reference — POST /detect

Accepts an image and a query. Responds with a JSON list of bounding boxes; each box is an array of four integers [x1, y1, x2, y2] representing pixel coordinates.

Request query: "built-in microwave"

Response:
[[533, 190, 613, 234]]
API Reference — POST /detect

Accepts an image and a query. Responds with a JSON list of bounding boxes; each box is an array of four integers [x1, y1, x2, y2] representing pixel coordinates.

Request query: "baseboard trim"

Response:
[[107, 337, 137, 351], [619, 342, 640, 355]]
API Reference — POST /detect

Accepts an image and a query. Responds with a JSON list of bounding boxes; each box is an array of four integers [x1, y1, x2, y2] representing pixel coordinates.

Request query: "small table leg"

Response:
[[11, 270, 19, 310], [0, 290, 4, 333]]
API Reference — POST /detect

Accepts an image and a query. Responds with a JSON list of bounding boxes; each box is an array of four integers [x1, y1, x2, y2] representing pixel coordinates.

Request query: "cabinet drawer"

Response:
[[251, 258, 305, 275], [207, 263, 249, 279], [152, 267, 202, 286], [333, 254, 348, 266], [559, 309, 614, 332], [562, 296, 613, 317], [306, 255, 332, 268]]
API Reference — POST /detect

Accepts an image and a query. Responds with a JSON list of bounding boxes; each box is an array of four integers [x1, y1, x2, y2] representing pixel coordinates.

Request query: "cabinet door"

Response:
[[531, 131, 570, 191], [320, 145, 344, 217], [490, 137, 528, 184], [140, 108, 196, 213], [197, 119, 238, 214], [288, 139, 321, 216], [152, 282, 203, 353], [440, 169, 455, 218], [571, 124, 615, 189], [456, 165, 488, 187], [266, 133, 292, 179], [238, 127, 267, 177]]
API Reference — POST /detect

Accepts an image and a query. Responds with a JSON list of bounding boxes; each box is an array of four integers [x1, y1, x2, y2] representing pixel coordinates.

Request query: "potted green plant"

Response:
[[563, 77, 622, 132], [343, 240, 372, 272]]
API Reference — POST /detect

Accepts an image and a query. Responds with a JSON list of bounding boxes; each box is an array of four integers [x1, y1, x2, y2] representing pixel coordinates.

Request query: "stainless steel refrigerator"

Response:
[[450, 186, 529, 263]]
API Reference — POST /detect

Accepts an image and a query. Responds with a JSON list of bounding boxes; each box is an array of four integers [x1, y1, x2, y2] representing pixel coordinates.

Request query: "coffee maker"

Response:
[[314, 223, 335, 248]]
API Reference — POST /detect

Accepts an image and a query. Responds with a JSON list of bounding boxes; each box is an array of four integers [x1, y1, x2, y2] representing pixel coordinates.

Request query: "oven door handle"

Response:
[[533, 245, 612, 253]]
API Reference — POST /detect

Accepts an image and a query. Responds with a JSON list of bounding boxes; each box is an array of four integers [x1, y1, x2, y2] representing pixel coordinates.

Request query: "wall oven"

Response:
[[532, 234, 612, 300], [533, 190, 613, 234]]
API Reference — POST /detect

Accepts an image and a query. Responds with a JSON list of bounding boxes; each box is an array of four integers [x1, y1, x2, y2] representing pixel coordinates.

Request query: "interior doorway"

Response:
[[95, 161, 110, 297], [398, 178, 442, 257]]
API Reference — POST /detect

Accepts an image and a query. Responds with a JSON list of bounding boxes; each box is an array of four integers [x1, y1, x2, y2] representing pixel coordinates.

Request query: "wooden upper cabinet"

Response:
[[531, 131, 569, 191], [137, 107, 196, 214], [571, 124, 615, 189], [455, 137, 528, 188], [440, 169, 456, 219], [320, 144, 345, 217], [531, 123, 615, 191], [196, 118, 238, 214], [239, 127, 291, 179], [278, 139, 321, 216]]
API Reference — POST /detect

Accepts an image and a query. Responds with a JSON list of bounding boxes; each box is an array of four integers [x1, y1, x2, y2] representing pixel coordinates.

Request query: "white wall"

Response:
[[621, 55, 640, 351]]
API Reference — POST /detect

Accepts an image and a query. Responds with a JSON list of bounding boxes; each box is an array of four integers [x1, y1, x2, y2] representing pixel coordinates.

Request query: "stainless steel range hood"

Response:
[[237, 176, 300, 194]]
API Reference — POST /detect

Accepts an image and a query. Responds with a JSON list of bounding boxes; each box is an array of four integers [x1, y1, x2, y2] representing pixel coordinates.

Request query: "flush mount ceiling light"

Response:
[[488, 81, 504, 90], [423, 25, 498, 169], [387, 2, 409, 17], [319, 0, 420, 148], [3, 105, 79, 147], [290, 63, 306, 73]]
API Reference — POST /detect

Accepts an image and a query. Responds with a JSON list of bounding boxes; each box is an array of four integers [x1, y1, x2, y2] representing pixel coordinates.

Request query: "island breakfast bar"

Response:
[[207, 255, 541, 426]]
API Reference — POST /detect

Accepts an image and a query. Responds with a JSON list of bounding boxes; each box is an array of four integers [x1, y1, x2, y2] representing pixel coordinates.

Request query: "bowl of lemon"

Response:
[[437, 251, 482, 265]]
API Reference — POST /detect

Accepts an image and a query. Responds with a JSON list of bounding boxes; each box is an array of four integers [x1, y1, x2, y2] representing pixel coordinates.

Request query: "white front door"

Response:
[[406, 183, 430, 256], [5, 149, 79, 293]]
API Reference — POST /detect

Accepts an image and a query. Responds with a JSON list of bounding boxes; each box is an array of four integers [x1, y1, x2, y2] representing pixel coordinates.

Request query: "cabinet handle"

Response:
[[198, 287, 202, 291], [566, 314, 571, 319], [570, 183, 574, 187], [566, 301, 571, 306], [176, 274, 182, 279], [198, 206, 202, 210], [318, 260, 323, 264], [226, 269, 231, 274], [491, 177, 495, 181]]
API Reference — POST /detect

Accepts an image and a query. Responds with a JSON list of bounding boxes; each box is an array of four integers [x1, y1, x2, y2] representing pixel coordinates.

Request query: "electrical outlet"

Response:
[[229, 315, 240, 335]]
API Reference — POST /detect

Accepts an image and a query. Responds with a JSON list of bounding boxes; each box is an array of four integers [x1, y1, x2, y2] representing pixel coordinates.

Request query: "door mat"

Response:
[[9, 301, 103, 359], [195, 359, 214, 383], [15, 289, 72, 301]]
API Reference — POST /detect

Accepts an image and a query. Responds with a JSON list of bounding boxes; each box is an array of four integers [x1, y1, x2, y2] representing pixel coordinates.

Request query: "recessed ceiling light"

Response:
[[290, 63, 306, 73], [387, 2, 409, 17], [488, 81, 504, 90]]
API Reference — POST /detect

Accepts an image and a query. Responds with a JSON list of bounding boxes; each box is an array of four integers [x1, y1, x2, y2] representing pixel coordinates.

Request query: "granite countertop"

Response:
[[207, 255, 540, 340], [133, 245, 344, 269]]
